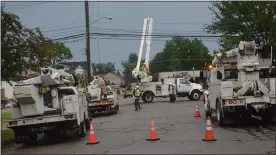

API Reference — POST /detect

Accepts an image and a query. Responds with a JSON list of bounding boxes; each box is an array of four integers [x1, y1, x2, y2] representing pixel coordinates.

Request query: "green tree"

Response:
[[204, 1, 276, 50], [121, 53, 138, 85], [52, 42, 73, 64], [150, 37, 212, 74], [24, 27, 55, 71], [1, 8, 69, 81], [94, 62, 116, 75], [1, 7, 25, 81]]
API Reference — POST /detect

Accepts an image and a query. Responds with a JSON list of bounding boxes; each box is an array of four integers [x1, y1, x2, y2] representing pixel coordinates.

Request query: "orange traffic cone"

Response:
[[202, 116, 216, 141], [146, 117, 160, 141], [87, 121, 100, 145], [194, 104, 201, 117]]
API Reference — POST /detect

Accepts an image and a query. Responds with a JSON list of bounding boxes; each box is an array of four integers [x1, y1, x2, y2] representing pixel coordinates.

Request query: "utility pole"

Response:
[[85, 0, 92, 82]]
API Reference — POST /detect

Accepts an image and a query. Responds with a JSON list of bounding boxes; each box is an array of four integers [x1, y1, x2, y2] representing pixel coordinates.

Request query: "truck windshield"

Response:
[[58, 89, 75, 97], [224, 70, 238, 80]]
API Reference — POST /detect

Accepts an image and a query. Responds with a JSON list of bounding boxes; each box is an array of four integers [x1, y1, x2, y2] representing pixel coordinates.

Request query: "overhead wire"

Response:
[[5, 2, 48, 11]]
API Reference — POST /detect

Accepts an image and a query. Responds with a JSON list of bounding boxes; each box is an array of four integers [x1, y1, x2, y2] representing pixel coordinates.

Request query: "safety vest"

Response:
[[134, 88, 141, 97], [40, 86, 48, 94], [141, 66, 146, 71]]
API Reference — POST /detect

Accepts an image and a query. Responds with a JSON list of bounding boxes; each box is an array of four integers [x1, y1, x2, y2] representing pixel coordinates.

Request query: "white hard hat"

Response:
[[135, 85, 139, 88], [169, 83, 172, 85]]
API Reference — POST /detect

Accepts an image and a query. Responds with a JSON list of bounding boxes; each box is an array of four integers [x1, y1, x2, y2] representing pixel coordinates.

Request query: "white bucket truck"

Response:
[[6, 67, 89, 144]]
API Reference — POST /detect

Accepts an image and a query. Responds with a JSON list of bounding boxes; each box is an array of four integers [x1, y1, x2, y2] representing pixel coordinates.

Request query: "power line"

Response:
[[50, 32, 231, 42], [3, 2, 35, 9], [5, 2, 47, 11]]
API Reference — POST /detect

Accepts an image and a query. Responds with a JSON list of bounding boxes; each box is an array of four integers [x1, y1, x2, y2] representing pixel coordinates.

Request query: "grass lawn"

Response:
[[1, 111, 12, 123], [1, 110, 15, 147]]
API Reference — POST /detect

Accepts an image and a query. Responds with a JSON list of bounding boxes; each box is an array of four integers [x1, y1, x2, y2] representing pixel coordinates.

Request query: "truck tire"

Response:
[[191, 90, 201, 101], [216, 100, 224, 126], [113, 105, 119, 114], [79, 121, 86, 137], [261, 110, 274, 124], [142, 92, 154, 103], [204, 100, 212, 118], [23, 133, 38, 145]]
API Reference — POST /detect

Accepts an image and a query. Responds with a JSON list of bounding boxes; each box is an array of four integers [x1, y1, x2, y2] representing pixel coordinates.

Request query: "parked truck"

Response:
[[138, 78, 203, 103], [86, 76, 119, 116], [203, 41, 276, 125], [6, 67, 89, 144], [131, 17, 203, 103]]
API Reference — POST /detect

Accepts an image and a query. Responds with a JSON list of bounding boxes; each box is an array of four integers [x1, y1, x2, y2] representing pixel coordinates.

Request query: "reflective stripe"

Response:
[[206, 126, 212, 130], [90, 125, 94, 130], [206, 120, 212, 126], [151, 120, 154, 126], [151, 127, 155, 131], [90, 131, 95, 134]]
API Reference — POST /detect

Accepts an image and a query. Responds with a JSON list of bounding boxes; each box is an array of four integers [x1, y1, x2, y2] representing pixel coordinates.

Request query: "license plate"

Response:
[[28, 126, 55, 132]]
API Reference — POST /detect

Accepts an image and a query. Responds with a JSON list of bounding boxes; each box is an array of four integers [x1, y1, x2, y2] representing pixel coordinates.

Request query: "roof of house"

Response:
[[60, 61, 91, 71]]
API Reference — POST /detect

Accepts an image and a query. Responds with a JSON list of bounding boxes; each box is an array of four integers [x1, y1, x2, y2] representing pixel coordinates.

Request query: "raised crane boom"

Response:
[[132, 17, 153, 83]]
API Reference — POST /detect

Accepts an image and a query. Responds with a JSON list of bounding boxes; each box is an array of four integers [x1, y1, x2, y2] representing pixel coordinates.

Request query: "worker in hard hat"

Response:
[[140, 63, 147, 72], [132, 85, 142, 111]]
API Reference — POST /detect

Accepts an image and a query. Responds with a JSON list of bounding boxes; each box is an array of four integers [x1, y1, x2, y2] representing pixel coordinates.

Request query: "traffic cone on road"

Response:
[[146, 117, 160, 141], [202, 116, 216, 141], [86, 121, 100, 145], [194, 104, 201, 117]]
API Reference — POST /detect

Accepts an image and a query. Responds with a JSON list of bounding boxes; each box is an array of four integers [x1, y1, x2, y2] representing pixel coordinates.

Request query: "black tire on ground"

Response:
[[191, 90, 201, 101], [79, 121, 86, 137], [142, 92, 154, 103], [113, 105, 119, 114], [216, 100, 224, 126], [23, 133, 38, 145], [188, 95, 192, 101], [85, 118, 90, 131], [261, 111, 274, 125]]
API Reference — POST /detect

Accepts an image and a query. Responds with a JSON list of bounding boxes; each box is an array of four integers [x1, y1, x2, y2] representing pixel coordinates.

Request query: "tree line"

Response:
[[121, 1, 276, 85]]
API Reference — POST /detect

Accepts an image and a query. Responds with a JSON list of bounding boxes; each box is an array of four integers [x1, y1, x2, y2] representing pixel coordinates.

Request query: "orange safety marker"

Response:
[[87, 121, 100, 145], [146, 117, 160, 141], [194, 104, 201, 117], [202, 116, 216, 141]]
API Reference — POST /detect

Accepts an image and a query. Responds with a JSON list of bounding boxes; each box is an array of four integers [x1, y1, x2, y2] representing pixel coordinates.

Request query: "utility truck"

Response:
[[203, 41, 276, 125], [6, 67, 89, 144], [86, 76, 119, 116], [131, 17, 203, 103]]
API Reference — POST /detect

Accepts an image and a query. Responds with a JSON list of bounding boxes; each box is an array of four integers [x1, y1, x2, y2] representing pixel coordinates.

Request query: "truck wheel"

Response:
[[113, 105, 119, 114], [142, 92, 154, 103], [85, 118, 90, 131], [261, 111, 274, 124], [79, 121, 86, 137], [204, 100, 212, 118], [191, 90, 201, 101], [23, 133, 38, 145], [216, 100, 224, 126]]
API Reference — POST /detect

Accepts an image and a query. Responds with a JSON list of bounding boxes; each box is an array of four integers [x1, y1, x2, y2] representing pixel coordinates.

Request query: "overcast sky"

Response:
[[3, 1, 219, 72]]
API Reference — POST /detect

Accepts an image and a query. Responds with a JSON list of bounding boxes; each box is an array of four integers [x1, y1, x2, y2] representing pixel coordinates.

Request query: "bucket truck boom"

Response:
[[132, 17, 153, 83]]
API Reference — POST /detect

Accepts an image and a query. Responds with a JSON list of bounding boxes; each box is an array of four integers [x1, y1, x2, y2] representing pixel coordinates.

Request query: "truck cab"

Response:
[[175, 78, 203, 100]]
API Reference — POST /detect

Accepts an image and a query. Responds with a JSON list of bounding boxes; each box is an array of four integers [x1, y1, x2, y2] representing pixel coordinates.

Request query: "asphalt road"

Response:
[[2, 98, 276, 154]]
